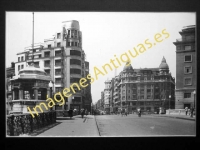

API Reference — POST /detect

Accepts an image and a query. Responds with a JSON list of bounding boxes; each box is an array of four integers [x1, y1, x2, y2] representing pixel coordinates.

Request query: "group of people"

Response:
[[66, 108, 89, 119], [116, 108, 129, 117], [116, 108, 141, 117], [185, 107, 195, 117]]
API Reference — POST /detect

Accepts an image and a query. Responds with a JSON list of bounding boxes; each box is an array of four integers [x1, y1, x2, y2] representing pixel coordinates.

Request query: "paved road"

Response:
[[95, 114, 195, 137], [33, 114, 195, 137], [36, 115, 99, 137]]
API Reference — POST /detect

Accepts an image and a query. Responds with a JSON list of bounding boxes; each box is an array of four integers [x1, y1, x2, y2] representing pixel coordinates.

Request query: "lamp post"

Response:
[[193, 90, 196, 109], [72, 96, 74, 110], [49, 81, 53, 111], [169, 95, 171, 114]]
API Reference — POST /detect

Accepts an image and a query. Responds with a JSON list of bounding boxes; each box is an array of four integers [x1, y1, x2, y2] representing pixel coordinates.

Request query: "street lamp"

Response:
[[169, 95, 171, 114], [49, 81, 53, 111], [193, 90, 196, 109], [72, 96, 74, 110]]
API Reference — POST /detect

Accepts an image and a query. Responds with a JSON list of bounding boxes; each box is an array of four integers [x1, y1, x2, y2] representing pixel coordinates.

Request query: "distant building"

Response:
[[173, 25, 196, 109], [113, 57, 175, 112], [110, 78, 115, 113], [100, 91, 104, 110], [96, 99, 101, 110], [104, 79, 111, 113]]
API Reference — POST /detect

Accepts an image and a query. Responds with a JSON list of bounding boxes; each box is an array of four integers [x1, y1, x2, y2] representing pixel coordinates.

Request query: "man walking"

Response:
[[190, 107, 194, 118], [80, 108, 85, 119], [185, 107, 188, 115]]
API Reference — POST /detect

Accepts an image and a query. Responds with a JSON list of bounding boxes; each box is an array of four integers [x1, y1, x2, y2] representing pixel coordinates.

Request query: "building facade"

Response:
[[173, 25, 196, 109], [6, 62, 15, 114], [109, 78, 115, 113], [113, 57, 175, 113], [104, 79, 111, 113], [100, 91, 104, 111], [13, 20, 92, 112]]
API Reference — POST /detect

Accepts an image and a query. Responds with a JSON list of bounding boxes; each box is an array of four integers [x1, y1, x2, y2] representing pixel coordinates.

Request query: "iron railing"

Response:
[[7, 111, 56, 136]]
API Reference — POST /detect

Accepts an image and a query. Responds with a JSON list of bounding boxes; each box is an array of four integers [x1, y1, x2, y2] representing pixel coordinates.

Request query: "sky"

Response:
[[6, 12, 196, 104]]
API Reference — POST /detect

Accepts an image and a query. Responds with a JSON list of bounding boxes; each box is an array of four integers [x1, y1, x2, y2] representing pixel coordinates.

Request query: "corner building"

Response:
[[113, 57, 175, 112], [14, 20, 92, 113], [173, 25, 196, 109]]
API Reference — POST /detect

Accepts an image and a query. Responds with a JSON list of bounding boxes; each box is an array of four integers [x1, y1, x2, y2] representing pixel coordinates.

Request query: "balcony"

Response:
[[176, 38, 195, 42]]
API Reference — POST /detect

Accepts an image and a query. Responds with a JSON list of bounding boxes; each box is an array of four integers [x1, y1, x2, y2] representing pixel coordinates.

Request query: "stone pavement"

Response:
[[34, 115, 100, 137]]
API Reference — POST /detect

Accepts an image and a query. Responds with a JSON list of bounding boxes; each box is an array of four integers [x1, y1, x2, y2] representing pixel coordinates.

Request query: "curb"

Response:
[[153, 115, 195, 121]]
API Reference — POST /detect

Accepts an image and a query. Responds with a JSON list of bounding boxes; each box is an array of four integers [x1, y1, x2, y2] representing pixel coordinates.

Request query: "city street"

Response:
[[95, 114, 195, 136], [32, 114, 195, 137]]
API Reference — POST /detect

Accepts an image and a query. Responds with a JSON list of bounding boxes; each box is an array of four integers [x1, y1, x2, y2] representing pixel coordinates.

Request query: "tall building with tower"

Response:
[[173, 25, 196, 109], [113, 57, 175, 113], [12, 20, 92, 114]]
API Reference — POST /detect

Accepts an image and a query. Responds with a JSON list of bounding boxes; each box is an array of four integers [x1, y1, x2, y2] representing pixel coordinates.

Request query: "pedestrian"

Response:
[[68, 109, 73, 119], [185, 107, 188, 115], [138, 108, 141, 117], [85, 109, 88, 116], [190, 107, 194, 118], [121, 108, 125, 117], [80, 108, 85, 119], [188, 108, 191, 116], [125, 108, 127, 116]]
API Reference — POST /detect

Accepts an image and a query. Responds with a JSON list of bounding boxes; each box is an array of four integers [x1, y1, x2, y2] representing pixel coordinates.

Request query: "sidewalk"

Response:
[[33, 115, 100, 137], [151, 113, 196, 121]]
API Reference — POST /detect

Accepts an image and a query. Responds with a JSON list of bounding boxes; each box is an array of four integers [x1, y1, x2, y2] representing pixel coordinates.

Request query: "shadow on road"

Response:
[[29, 122, 62, 136], [56, 117, 76, 120]]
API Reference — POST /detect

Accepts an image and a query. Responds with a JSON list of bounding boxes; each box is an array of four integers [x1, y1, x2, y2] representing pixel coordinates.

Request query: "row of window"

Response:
[[67, 41, 79, 47], [177, 45, 193, 51], [119, 101, 162, 106], [47, 42, 61, 48], [44, 68, 81, 75], [44, 50, 81, 58], [18, 56, 24, 62], [121, 76, 171, 81], [183, 92, 196, 98], [67, 30, 78, 38], [121, 95, 158, 100], [47, 42, 80, 48], [18, 65, 24, 71]]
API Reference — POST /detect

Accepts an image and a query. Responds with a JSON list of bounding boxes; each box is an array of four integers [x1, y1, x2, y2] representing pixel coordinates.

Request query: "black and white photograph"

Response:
[[6, 12, 196, 137]]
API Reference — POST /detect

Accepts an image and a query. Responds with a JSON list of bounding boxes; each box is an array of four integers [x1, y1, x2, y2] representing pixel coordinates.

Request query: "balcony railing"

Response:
[[44, 64, 50, 67], [55, 72, 62, 75], [7, 111, 56, 136], [44, 55, 50, 57], [55, 63, 62, 66], [55, 53, 62, 57]]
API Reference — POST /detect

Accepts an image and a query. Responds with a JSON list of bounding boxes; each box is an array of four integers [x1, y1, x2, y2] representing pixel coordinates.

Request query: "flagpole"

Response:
[[32, 12, 34, 64]]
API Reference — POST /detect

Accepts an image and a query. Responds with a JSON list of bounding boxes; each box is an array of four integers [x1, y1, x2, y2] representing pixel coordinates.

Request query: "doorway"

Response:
[[184, 104, 191, 109]]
